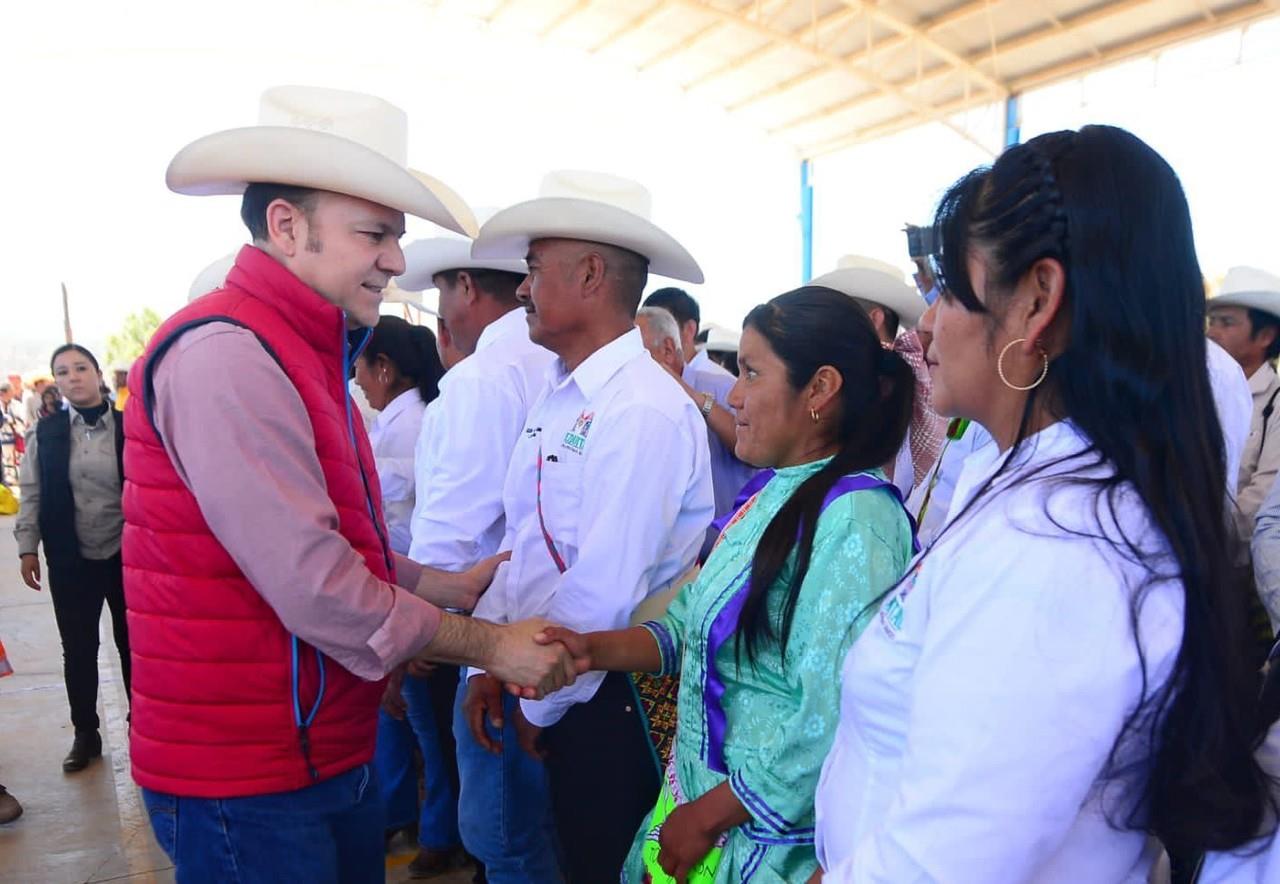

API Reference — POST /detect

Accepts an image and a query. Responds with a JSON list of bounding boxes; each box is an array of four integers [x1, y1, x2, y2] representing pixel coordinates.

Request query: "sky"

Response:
[[1, 1, 1276, 374]]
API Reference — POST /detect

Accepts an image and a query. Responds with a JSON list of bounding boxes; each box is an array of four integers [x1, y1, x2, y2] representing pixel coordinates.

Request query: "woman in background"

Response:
[[15, 344, 129, 774], [355, 315, 468, 877]]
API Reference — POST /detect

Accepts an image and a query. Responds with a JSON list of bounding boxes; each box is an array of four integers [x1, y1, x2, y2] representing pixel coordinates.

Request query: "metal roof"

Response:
[[443, 0, 1278, 156]]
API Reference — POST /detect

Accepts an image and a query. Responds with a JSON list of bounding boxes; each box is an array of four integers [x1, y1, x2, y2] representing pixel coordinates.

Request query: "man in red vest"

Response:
[[123, 86, 574, 883]]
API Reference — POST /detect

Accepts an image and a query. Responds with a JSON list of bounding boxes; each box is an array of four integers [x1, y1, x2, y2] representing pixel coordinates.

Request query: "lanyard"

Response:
[[536, 443, 568, 575], [915, 417, 970, 526]]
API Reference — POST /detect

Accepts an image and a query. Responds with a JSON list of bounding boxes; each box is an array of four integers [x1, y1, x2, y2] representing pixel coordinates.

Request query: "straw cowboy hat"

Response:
[[700, 322, 740, 354], [381, 281, 440, 318], [471, 170, 703, 283], [397, 208, 527, 292], [809, 255, 927, 329], [188, 251, 239, 302], [166, 85, 477, 237], [1211, 266, 1280, 321]]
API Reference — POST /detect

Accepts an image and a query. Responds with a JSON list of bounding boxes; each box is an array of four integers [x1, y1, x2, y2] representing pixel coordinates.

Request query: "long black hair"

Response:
[[736, 286, 914, 665], [361, 316, 444, 406], [930, 125, 1272, 854]]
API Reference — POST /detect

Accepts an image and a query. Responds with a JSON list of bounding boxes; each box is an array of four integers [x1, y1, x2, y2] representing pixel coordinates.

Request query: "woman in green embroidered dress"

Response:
[[540, 287, 918, 883]]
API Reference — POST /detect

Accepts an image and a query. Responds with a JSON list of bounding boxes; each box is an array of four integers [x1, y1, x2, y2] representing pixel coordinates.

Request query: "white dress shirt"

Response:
[[367, 388, 427, 556], [1206, 338, 1252, 501], [815, 420, 1184, 883], [408, 307, 555, 572], [690, 347, 733, 380], [908, 344, 1247, 550], [348, 377, 379, 431], [903, 422, 994, 548], [681, 361, 755, 521], [473, 327, 714, 727]]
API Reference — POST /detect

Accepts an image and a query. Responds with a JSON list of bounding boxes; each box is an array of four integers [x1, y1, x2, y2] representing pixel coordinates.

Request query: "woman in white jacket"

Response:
[[810, 126, 1274, 883]]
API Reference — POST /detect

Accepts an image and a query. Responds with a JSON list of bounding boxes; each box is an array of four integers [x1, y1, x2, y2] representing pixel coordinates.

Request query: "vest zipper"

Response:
[[298, 725, 319, 782]]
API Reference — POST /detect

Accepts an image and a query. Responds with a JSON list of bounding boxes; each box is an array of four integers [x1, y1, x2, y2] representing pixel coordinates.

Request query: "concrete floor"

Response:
[[0, 514, 472, 884]]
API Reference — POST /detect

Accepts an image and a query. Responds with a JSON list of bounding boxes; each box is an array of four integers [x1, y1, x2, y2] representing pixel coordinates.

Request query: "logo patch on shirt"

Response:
[[562, 410, 594, 454], [879, 563, 923, 638]]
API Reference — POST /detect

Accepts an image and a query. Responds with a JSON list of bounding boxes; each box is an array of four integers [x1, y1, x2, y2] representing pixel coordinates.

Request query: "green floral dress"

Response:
[[624, 460, 914, 882]]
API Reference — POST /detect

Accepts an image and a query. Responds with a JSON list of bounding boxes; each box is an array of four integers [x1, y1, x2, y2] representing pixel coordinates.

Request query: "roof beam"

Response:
[[766, 0, 1189, 133], [724, 0, 993, 112], [635, 0, 788, 71], [636, 17, 723, 70], [1007, 0, 1278, 93], [485, 0, 520, 24], [539, 0, 593, 37], [682, 5, 863, 92], [664, 0, 995, 153], [833, 0, 1005, 94], [798, 0, 1280, 158], [588, 1, 671, 53]]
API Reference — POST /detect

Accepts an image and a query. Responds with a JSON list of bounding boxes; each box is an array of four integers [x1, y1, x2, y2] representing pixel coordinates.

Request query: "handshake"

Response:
[[410, 616, 595, 700]]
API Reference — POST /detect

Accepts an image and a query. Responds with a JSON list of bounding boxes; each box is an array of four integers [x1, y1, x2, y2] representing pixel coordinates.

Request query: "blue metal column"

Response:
[[800, 158, 814, 283], [1004, 93, 1022, 148]]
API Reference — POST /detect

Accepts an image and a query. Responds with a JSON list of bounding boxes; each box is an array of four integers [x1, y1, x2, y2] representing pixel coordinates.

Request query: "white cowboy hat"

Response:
[[188, 251, 240, 302], [397, 207, 527, 291], [471, 170, 703, 283], [700, 322, 740, 354], [1211, 266, 1280, 320], [809, 254, 927, 329], [166, 85, 477, 237], [382, 280, 439, 318]]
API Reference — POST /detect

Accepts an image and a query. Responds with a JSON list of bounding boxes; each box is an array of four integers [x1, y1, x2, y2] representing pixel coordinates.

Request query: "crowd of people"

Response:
[[7, 83, 1280, 884]]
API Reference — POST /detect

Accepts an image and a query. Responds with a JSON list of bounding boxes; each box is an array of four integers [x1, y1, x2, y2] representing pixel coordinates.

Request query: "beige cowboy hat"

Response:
[[471, 170, 703, 283], [1211, 266, 1280, 321], [382, 280, 439, 318], [700, 322, 740, 354], [166, 85, 477, 237], [810, 255, 927, 329], [188, 251, 240, 302], [397, 208, 527, 292]]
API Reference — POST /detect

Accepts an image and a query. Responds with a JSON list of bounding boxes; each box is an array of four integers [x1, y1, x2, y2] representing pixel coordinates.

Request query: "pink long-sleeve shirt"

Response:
[[150, 321, 440, 681]]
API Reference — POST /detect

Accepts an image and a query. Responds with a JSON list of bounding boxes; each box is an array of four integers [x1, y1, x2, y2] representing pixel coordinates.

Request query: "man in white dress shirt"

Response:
[[636, 305, 755, 552], [470, 170, 714, 880], [644, 286, 732, 379], [395, 236, 560, 881], [1206, 266, 1280, 543]]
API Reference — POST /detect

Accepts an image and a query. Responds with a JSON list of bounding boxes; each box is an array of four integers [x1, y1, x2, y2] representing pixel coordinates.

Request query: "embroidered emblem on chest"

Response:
[[562, 410, 594, 454], [879, 562, 923, 638]]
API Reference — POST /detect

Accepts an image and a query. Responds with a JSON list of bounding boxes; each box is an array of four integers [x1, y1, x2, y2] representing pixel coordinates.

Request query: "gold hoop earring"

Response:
[[809, 408, 820, 424], [997, 338, 1049, 391]]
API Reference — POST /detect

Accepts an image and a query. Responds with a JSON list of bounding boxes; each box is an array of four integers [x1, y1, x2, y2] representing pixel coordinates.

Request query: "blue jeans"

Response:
[[453, 676, 560, 883], [141, 764, 382, 884], [374, 672, 460, 850]]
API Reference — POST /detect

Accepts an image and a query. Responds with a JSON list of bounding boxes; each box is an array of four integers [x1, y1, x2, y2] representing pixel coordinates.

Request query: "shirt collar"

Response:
[[549, 327, 645, 400], [371, 388, 419, 431], [1249, 361, 1278, 395], [475, 306, 530, 354], [689, 349, 712, 372]]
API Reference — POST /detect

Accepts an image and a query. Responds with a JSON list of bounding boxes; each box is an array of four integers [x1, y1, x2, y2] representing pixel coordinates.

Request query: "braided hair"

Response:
[[930, 126, 1272, 854]]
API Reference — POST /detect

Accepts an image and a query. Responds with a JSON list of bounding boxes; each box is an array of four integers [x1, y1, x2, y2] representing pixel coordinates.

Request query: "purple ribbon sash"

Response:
[[702, 473, 919, 775]]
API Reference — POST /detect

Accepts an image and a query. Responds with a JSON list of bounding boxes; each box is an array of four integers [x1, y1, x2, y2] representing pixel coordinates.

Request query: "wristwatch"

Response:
[[700, 392, 715, 419]]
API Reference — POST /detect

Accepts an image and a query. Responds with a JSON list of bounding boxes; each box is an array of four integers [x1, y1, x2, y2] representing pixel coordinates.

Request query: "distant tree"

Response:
[[105, 309, 162, 368]]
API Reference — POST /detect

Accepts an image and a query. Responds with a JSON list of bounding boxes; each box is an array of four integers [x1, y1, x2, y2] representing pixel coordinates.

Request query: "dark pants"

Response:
[[543, 671, 661, 882], [142, 763, 382, 884], [46, 553, 130, 733]]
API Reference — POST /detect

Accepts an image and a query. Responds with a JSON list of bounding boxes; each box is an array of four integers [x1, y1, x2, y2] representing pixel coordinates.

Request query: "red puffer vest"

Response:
[[123, 245, 393, 798]]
